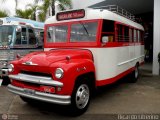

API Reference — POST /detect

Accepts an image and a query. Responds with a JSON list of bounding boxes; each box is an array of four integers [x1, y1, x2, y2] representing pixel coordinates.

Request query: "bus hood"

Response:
[[19, 49, 93, 67]]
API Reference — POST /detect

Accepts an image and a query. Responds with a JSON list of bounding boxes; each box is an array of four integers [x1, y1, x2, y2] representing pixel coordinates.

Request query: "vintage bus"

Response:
[[0, 17, 44, 83], [7, 6, 144, 115]]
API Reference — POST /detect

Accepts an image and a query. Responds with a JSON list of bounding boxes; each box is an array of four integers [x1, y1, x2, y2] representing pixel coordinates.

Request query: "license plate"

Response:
[[24, 89, 35, 95]]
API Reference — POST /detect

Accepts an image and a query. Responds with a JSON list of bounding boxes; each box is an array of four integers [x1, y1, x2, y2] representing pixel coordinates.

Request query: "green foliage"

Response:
[[37, 0, 50, 22], [0, 10, 8, 17], [1, 0, 72, 21], [15, 9, 33, 19], [37, 0, 72, 22], [26, 4, 39, 20]]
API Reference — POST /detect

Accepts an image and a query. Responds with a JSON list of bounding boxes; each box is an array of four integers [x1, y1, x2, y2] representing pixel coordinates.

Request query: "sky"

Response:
[[0, 0, 104, 16]]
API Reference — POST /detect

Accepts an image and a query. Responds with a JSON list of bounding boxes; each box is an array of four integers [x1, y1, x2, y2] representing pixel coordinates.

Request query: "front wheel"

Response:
[[70, 82, 90, 115], [20, 96, 36, 104]]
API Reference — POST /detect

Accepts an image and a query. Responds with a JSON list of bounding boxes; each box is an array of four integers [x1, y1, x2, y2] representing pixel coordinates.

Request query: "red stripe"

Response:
[[96, 67, 135, 86]]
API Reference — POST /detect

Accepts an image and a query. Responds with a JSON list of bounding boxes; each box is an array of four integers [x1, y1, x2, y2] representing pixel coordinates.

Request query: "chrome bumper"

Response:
[[9, 73, 63, 87], [8, 84, 71, 105]]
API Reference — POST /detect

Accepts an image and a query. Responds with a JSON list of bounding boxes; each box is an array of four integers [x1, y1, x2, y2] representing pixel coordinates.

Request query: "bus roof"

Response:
[[45, 8, 144, 31], [0, 17, 44, 29]]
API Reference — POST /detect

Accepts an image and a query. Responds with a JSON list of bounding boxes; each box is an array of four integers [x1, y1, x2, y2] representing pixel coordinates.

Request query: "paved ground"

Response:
[[0, 64, 160, 120]]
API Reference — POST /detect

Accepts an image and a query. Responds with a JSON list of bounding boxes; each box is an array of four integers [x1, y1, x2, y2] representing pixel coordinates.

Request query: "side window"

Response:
[[129, 28, 133, 42], [134, 29, 137, 42], [102, 20, 114, 42], [137, 30, 140, 42], [28, 28, 36, 45], [124, 26, 129, 42], [117, 24, 123, 42], [102, 20, 114, 32]]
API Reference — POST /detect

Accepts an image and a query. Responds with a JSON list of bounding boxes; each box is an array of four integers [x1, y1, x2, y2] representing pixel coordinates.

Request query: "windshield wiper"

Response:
[[79, 22, 89, 35]]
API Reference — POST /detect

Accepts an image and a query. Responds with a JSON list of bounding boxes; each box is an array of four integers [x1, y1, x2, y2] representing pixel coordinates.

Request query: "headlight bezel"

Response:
[[8, 64, 14, 72], [55, 68, 64, 79]]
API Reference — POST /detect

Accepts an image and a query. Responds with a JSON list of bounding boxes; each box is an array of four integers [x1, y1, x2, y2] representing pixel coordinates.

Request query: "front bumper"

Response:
[[8, 84, 71, 105]]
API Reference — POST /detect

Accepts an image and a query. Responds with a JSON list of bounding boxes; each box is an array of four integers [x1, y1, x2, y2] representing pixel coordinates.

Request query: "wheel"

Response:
[[70, 81, 90, 115], [2, 76, 11, 86], [130, 64, 139, 83]]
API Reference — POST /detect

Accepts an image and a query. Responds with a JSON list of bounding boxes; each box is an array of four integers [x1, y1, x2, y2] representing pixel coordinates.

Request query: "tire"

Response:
[[70, 81, 91, 116], [20, 96, 35, 104], [2, 76, 11, 86], [130, 64, 139, 83]]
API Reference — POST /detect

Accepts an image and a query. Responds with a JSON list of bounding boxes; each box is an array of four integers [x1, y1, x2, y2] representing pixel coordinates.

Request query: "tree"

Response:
[[50, 0, 72, 16], [16, 9, 33, 19], [26, 4, 39, 20], [0, 10, 8, 17], [37, 0, 72, 22], [37, 0, 50, 22]]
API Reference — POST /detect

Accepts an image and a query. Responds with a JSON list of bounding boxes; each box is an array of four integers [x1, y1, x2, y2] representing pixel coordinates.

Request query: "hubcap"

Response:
[[75, 84, 90, 109]]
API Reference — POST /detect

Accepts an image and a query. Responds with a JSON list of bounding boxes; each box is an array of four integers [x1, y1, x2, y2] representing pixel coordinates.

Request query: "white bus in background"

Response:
[[0, 17, 44, 84]]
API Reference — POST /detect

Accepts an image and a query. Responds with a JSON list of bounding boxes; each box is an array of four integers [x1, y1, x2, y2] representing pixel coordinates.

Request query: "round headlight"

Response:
[[55, 68, 64, 79], [8, 64, 14, 72]]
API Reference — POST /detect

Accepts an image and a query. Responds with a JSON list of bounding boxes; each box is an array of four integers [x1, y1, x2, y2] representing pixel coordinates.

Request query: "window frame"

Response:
[[44, 19, 101, 48]]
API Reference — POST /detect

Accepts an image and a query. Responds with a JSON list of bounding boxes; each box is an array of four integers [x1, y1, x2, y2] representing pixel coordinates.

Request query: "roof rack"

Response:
[[91, 5, 136, 22]]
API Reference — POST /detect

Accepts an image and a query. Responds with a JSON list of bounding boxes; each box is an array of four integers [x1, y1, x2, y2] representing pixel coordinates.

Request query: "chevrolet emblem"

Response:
[[22, 61, 38, 66]]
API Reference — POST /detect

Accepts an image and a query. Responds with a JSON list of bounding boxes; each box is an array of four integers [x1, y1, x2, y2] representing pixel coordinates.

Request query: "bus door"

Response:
[[21, 27, 28, 45], [15, 27, 27, 46], [15, 27, 37, 48]]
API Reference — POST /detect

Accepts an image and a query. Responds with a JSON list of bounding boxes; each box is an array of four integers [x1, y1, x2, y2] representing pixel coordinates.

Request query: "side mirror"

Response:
[[8, 35, 12, 44], [16, 26, 22, 32], [102, 36, 109, 44]]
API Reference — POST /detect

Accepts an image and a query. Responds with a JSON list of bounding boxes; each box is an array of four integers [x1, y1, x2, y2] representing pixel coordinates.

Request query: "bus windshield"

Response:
[[0, 26, 15, 46], [47, 21, 98, 43]]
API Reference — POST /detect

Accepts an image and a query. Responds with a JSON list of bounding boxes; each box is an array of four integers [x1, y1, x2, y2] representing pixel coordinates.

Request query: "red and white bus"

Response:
[[8, 6, 144, 115]]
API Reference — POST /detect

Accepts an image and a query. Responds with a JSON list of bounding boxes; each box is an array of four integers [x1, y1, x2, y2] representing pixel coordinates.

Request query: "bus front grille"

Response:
[[20, 70, 52, 78]]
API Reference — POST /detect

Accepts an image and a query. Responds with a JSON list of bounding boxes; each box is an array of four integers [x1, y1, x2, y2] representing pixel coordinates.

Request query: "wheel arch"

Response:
[[74, 72, 96, 95]]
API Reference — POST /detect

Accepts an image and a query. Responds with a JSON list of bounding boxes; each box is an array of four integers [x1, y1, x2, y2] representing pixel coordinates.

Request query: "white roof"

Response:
[[45, 8, 144, 31]]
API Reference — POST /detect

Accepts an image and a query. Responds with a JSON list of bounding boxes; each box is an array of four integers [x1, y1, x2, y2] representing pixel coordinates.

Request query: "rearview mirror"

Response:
[[16, 26, 22, 32], [102, 36, 109, 44]]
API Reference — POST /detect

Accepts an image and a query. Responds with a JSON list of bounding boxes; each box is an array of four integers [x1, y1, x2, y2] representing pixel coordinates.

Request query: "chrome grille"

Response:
[[20, 71, 52, 78]]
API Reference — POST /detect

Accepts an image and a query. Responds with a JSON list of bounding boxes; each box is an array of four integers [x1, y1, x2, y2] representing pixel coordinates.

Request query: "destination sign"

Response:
[[57, 9, 85, 21]]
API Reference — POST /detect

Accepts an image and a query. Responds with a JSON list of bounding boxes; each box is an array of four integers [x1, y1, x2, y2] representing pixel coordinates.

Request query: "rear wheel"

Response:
[[130, 64, 139, 83], [70, 81, 90, 115]]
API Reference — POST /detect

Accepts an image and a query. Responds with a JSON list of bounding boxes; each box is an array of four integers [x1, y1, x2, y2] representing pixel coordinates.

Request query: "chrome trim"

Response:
[[22, 61, 38, 66], [9, 73, 63, 87], [117, 55, 145, 66], [0, 59, 13, 61], [1, 69, 8, 72], [55, 68, 64, 79], [8, 84, 71, 105]]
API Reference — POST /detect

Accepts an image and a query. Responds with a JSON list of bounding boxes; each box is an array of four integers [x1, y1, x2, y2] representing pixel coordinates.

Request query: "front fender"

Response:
[[50, 59, 95, 95]]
